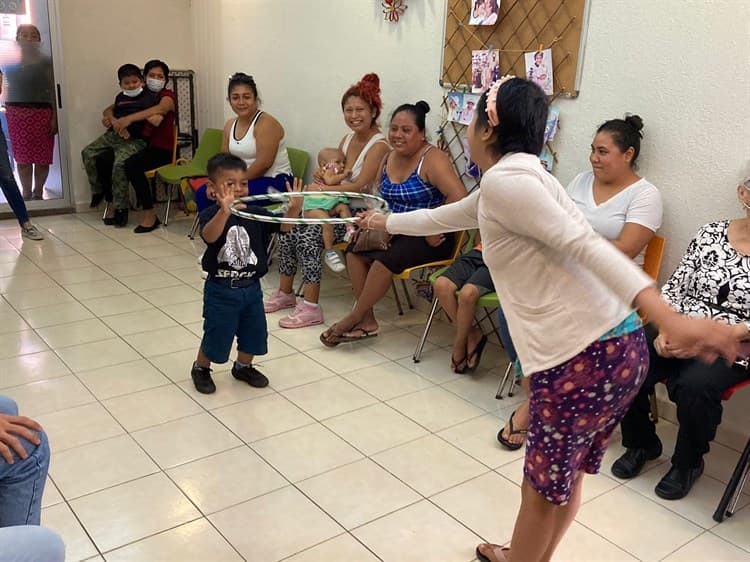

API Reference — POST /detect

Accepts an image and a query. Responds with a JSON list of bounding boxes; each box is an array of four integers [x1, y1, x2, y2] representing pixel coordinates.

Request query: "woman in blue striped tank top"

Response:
[[320, 100, 467, 345]]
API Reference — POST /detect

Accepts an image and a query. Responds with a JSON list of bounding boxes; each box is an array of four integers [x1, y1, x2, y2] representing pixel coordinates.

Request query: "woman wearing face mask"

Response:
[[3, 24, 56, 201], [115, 59, 177, 232]]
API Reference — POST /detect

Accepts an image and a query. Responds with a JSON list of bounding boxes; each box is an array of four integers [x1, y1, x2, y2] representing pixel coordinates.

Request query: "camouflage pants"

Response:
[[81, 130, 145, 210]]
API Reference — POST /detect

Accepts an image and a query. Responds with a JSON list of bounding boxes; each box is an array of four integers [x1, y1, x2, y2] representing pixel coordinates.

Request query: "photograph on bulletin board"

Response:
[[447, 92, 480, 126], [525, 49, 554, 95], [471, 49, 499, 93], [545, 107, 560, 142], [469, 0, 500, 25]]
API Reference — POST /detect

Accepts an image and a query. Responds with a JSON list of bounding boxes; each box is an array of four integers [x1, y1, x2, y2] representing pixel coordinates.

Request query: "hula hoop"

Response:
[[229, 191, 389, 225]]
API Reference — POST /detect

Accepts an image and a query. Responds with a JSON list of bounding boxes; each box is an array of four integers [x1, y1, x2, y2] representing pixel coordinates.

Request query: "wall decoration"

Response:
[[447, 91, 480, 126], [545, 106, 560, 142], [471, 49, 500, 93], [525, 49, 554, 95], [469, 0, 499, 25], [382, 0, 407, 22]]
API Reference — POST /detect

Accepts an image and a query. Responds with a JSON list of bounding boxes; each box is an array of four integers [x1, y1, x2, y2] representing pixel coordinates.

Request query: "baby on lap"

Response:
[[304, 147, 355, 272]]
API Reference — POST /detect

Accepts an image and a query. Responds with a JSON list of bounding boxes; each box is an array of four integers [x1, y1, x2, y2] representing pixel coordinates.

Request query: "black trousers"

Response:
[[123, 147, 172, 210], [620, 323, 749, 469]]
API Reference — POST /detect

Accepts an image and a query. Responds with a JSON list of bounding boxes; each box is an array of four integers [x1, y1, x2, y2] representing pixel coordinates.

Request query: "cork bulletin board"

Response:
[[436, 0, 590, 189], [441, 0, 590, 97]]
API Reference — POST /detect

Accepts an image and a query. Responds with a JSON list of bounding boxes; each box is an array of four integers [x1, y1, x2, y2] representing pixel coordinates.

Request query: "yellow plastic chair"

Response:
[[391, 230, 469, 315]]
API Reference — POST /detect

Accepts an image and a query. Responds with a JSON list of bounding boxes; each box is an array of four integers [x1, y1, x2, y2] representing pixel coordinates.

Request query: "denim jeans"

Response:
[[0, 128, 29, 226], [0, 525, 65, 562], [0, 396, 50, 527]]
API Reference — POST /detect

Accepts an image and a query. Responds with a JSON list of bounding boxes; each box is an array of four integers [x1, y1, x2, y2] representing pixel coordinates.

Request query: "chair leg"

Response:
[[163, 184, 173, 226], [392, 280, 404, 315], [714, 436, 750, 522], [507, 374, 519, 397], [648, 388, 659, 424], [496, 362, 514, 399], [401, 279, 414, 310], [413, 299, 440, 363], [295, 278, 304, 297], [188, 213, 200, 239], [266, 233, 278, 268], [102, 201, 109, 221]]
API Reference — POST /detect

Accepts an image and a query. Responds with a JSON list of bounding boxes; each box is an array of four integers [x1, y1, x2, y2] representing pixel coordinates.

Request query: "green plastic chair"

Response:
[[411, 229, 502, 363], [157, 127, 224, 225], [287, 147, 309, 179]]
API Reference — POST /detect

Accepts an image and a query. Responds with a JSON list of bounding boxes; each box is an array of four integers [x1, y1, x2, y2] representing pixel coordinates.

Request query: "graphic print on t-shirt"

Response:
[[217, 225, 258, 270]]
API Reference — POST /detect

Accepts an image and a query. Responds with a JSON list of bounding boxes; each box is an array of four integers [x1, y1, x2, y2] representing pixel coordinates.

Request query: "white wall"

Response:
[[191, 0, 450, 175], [59, 0, 193, 209]]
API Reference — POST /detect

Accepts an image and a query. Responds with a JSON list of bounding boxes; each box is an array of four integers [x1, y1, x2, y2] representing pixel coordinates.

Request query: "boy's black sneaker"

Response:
[[191, 364, 216, 394], [232, 363, 269, 388]]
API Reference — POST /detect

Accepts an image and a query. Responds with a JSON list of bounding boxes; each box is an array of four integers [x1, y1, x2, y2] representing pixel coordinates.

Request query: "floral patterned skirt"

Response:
[[524, 326, 648, 505]]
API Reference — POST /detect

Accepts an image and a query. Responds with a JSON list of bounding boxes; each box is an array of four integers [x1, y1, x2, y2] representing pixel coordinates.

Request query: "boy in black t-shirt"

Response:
[[191, 153, 272, 394], [82, 63, 159, 227]]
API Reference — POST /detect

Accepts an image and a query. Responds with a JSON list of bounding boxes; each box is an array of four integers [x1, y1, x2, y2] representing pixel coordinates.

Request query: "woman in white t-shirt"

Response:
[[498, 114, 664, 451]]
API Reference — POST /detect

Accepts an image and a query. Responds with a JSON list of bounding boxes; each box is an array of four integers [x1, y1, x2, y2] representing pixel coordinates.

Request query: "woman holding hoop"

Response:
[[319, 100, 466, 345], [357, 77, 737, 562], [264, 73, 390, 329]]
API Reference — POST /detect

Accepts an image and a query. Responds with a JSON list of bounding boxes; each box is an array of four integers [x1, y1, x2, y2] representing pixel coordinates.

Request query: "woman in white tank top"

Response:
[[221, 73, 292, 196]]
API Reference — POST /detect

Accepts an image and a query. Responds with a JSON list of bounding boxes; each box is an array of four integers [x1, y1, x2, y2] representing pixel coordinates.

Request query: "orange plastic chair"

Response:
[[643, 235, 665, 280]]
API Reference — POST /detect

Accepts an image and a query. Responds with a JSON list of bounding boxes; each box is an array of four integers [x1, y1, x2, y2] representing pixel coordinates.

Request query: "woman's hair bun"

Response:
[[624, 114, 644, 134], [415, 100, 430, 115], [360, 73, 381, 93]]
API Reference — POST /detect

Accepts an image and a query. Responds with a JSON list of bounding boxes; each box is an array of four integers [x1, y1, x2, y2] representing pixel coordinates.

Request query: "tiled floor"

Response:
[[1, 212, 750, 561]]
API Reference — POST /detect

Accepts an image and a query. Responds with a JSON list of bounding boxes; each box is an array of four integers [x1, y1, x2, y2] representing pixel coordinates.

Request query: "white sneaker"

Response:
[[324, 250, 346, 273], [21, 224, 44, 241]]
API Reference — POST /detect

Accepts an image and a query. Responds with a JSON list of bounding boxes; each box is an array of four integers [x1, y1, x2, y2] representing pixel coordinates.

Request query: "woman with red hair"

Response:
[[264, 74, 391, 328]]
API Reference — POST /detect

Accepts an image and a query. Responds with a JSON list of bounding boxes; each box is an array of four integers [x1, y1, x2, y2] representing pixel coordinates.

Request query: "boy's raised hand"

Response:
[[215, 181, 244, 213]]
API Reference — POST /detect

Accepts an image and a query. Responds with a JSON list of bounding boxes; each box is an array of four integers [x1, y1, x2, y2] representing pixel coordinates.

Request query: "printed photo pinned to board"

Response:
[[471, 49, 500, 93], [540, 147, 555, 173], [447, 92, 480, 126], [525, 49, 554, 96], [469, 0, 500, 25], [545, 107, 560, 143]]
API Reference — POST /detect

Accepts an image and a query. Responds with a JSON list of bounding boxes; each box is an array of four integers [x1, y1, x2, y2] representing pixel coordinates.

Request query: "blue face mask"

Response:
[[122, 87, 143, 98]]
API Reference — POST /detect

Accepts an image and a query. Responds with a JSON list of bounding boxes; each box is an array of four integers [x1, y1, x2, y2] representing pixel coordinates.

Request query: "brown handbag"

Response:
[[350, 227, 392, 252]]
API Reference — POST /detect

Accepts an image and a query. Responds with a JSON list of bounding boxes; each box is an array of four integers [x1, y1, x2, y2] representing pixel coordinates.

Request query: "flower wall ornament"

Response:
[[382, 0, 407, 22]]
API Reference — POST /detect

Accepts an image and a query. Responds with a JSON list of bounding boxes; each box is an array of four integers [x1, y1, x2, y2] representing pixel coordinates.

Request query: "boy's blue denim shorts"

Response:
[[201, 278, 268, 364]]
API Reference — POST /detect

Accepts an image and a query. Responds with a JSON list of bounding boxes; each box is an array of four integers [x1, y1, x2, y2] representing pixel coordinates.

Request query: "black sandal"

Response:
[[466, 335, 488, 372], [451, 353, 468, 374], [320, 323, 346, 347], [496, 411, 528, 451]]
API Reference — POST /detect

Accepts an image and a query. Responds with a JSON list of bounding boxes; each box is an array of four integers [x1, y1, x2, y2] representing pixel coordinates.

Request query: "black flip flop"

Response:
[[496, 411, 528, 451], [451, 353, 468, 374], [320, 323, 345, 347], [466, 334, 488, 372], [476, 543, 510, 562]]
